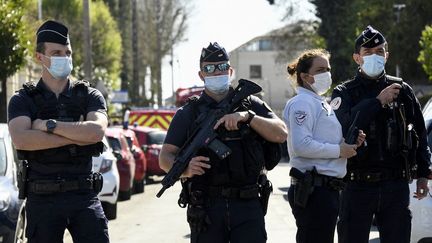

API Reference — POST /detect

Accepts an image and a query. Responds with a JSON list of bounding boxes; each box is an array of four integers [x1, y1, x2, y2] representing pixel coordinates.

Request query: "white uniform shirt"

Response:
[[283, 87, 347, 178]]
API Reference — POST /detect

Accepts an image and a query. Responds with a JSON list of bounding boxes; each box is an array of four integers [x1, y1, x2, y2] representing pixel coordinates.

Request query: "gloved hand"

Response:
[[187, 205, 211, 233]]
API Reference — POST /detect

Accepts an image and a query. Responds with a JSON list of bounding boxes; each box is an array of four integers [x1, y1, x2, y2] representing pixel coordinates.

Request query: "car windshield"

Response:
[[107, 137, 122, 151], [148, 131, 166, 145], [0, 139, 6, 176]]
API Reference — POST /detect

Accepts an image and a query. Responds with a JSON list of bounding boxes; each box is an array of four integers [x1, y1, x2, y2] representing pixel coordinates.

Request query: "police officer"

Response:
[[283, 49, 363, 243], [8, 20, 109, 243], [159, 42, 287, 243], [331, 25, 431, 243]]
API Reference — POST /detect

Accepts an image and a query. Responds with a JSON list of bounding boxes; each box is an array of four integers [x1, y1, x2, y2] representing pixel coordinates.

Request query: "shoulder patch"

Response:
[[330, 97, 342, 110], [294, 110, 307, 125]]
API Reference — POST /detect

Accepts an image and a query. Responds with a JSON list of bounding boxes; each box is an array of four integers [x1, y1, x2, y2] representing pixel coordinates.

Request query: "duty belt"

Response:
[[291, 174, 346, 191], [347, 169, 407, 183], [28, 176, 95, 194], [207, 185, 259, 199]]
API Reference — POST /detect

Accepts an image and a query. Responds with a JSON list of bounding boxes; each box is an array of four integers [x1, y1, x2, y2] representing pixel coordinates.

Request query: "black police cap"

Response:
[[200, 42, 229, 63], [355, 25, 386, 50], [36, 20, 69, 45]]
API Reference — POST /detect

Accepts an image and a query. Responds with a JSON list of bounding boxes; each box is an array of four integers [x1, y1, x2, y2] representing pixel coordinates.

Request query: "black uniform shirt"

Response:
[[331, 71, 431, 177], [8, 79, 107, 178], [165, 90, 276, 148]]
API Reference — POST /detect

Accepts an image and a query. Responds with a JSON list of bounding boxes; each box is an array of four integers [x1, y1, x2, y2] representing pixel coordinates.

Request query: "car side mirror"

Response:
[[112, 151, 123, 161], [141, 144, 148, 153]]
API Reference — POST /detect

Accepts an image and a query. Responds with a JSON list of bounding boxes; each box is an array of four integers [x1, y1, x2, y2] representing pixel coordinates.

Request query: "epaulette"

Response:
[[386, 75, 403, 83], [72, 80, 90, 88], [21, 82, 38, 96]]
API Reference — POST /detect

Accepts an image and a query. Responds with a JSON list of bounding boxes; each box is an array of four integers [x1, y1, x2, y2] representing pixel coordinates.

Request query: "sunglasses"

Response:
[[202, 63, 231, 73]]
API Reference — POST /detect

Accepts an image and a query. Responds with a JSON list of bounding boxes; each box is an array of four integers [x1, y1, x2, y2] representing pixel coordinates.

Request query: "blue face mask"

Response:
[[204, 74, 230, 95], [361, 54, 385, 78], [43, 55, 73, 80]]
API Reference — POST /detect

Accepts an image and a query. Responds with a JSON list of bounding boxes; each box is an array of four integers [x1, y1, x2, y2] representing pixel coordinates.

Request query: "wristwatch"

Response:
[[46, 119, 57, 134], [245, 110, 256, 124]]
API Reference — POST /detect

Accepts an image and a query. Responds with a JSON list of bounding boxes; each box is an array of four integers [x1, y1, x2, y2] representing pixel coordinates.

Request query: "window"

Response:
[[250, 65, 262, 79]]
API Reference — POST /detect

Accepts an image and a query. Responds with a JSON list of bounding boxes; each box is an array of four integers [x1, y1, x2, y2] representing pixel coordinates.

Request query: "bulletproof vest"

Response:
[[186, 95, 265, 187], [17, 81, 104, 163], [347, 75, 416, 169]]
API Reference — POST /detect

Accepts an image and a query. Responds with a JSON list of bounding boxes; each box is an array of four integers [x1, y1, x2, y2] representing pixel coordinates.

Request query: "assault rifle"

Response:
[[346, 111, 360, 145], [156, 79, 262, 197]]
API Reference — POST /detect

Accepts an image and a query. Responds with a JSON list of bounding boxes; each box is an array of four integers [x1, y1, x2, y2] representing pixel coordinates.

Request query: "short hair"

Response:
[[36, 42, 45, 54], [287, 49, 330, 87]]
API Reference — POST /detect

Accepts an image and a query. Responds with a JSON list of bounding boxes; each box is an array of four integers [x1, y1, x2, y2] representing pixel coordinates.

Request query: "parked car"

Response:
[[115, 126, 147, 193], [130, 126, 167, 178], [410, 101, 432, 242], [105, 127, 135, 201], [0, 124, 26, 243], [92, 136, 120, 220]]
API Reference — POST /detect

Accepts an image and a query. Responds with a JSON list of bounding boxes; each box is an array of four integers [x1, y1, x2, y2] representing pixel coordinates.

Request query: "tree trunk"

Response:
[[0, 78, 7, 123]]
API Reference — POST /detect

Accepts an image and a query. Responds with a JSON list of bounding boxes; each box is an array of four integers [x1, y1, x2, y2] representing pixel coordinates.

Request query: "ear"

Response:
[[35, 52, 43, 63], [299, 72, 310, 84], [353, 53, 362, 66], [385, 51, 389, 61]]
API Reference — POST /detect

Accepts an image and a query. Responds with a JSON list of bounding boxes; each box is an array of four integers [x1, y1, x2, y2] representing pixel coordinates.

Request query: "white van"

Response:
[[92, 136, 120, 220]]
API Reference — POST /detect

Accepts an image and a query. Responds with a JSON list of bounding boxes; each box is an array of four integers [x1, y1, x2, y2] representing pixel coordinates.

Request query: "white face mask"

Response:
[[310, 71, 332, 95], [361, 54, 385, 78], [204, 74, 231, 95], [43, 55, 73, 80]]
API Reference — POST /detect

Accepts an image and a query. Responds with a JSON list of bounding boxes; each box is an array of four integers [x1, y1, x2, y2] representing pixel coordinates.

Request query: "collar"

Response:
[[356, 68, 386, 85], [36, 78, 73, 98], [297, 87, 325, 101]]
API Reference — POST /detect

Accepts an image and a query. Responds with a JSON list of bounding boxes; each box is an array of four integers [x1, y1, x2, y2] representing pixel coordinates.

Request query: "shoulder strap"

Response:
[[22, 82, 45, 110], [71, 80, 90, 119]]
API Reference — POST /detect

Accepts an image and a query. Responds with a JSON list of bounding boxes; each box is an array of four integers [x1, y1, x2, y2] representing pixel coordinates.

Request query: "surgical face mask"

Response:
[[43, 55, 73, 80], [204, 74, 230, 95], [361, 54, 385, 78], [310, 71, 332, 95]]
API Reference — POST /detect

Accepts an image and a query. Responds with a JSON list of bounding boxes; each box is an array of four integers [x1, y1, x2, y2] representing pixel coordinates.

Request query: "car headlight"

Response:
[[100, 159, 114, 174], [0, 191, 11, 212]]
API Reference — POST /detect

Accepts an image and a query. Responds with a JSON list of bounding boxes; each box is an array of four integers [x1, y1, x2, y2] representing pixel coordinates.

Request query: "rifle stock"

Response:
[[157, 79, 262, 198]]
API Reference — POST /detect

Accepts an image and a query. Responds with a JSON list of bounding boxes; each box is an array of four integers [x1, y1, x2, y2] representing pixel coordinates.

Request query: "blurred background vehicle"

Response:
[[105, 127, 135, 201], [92, 136, 120, 220], [116, 126, 147, 194], [0, 123, 26, 243], [130, 126, 167, 181]]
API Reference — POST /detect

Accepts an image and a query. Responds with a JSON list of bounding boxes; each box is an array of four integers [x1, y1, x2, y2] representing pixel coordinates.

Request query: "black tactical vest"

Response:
[[16, 80, 104, 164], [185, 95, 265, 187], [345, 75, 417, 170]]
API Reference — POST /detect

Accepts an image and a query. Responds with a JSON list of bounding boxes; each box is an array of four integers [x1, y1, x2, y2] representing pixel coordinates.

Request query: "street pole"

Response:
[[83, 0, 92, 83], [171, 43, 175, 105], [393, 3, 406, 78]]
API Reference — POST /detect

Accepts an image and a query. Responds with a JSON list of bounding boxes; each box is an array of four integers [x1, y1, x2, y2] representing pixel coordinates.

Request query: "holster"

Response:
[[290, 167, 315, 208], [17, 160, 28, 200], [92, 172, 103, 193], [258, 174, 273, 215]]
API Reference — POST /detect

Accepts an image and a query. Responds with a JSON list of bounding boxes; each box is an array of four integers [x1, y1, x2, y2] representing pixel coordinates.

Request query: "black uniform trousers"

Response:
[[338, 179, 411, 243], [288, 185, 339, 243], [190, 198, 266, 243], [25, 191, 109, 243]]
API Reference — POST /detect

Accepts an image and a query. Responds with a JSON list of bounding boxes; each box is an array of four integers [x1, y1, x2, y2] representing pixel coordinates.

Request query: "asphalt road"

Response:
[[64, 161, 381, 243]]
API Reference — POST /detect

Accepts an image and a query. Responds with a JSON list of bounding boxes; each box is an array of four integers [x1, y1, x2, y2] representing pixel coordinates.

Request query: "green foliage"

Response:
[[418, 25, 432, 81], [0, 0, 31, 80]]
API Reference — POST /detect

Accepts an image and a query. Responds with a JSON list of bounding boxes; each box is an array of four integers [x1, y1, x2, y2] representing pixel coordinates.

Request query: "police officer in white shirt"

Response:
[[282, 49, 365, 243]]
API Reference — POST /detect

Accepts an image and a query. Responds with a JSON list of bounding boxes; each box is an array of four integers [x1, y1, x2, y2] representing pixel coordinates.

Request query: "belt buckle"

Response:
[[56, 178, 66, 192]]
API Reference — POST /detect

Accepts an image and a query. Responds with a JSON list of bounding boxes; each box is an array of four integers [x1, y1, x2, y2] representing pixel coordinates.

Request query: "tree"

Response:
[[418, 25, 432, 81], [0, 0, 31, 122]]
